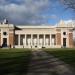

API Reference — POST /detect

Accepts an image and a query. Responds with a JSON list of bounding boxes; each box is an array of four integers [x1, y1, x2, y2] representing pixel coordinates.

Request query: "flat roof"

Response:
[[17, 25, 56, 29]]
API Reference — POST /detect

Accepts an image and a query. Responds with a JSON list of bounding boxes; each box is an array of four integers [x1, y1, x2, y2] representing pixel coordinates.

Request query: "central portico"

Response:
[[15, 26, 56, 48]]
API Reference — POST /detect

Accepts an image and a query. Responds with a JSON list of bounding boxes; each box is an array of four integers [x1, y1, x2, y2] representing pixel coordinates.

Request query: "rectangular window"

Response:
[[15, 35, 18, 45], [63, 38, 66, 47], [2, 38, 7, 47], [20, 35, 25, 45]]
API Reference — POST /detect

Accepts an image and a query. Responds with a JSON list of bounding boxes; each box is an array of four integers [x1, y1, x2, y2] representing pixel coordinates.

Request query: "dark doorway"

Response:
[[63, 38, 66, 47], [2, 38, 7, 47]]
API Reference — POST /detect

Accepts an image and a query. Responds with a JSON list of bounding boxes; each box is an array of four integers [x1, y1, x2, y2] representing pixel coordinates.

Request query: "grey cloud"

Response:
[[0, 0, 55, 25]]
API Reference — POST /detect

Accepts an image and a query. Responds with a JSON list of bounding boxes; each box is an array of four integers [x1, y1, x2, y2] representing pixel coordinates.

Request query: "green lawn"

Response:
[[1, 48, 75, 74], [44, 48, 75, 70], [0, 48, 31, 75]]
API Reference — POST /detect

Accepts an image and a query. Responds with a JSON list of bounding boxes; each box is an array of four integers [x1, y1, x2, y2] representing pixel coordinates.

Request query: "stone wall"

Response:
[[69, 33, 74, 48], [9, 33, 14, 47], [56, 33, 61, 45]]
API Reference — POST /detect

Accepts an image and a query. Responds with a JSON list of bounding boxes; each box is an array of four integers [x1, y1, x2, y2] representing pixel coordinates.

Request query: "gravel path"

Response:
[[27, 50, 74, 75]]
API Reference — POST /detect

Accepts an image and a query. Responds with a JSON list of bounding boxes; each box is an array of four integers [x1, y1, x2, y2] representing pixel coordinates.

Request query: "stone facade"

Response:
[[56, 33, 61, 46], [0, 20, 75, 48], [9, 33, 14, 48], [69, 33, 74, 48]]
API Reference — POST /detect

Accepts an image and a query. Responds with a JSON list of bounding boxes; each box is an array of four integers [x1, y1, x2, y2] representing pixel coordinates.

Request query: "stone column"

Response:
[[25, 34, 26, 46], [37, 34, 39, 47], [50, 34, 51, 46], [44, 34, 45, 47], [0, 33, 1, 46], [31, 34, 33, 47], [18, 34, 20, 46]]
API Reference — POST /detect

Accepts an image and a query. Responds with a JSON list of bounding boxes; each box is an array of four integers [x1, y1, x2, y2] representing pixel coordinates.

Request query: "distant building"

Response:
[[0, 19, 75, 48]]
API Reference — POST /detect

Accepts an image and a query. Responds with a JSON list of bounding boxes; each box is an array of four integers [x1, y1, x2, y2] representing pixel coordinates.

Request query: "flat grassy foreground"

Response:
[[0, 48, 75, 75], [0, 48, 31, 75], [44, 48, 75, 70]]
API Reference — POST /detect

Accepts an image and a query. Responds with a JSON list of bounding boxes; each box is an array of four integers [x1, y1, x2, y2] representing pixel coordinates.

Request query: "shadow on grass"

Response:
[[45, 49, 75, 71], [0, 51, 31, 75]]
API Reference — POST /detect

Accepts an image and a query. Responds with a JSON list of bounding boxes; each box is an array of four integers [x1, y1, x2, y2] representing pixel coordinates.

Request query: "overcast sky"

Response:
[[0, 0, 74, 25]]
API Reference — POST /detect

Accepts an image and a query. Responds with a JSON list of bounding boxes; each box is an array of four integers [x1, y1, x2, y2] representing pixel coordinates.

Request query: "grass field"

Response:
[[0, 48, 75, 75], [44, 48, 75, 70], [0, 48, 31, 75]]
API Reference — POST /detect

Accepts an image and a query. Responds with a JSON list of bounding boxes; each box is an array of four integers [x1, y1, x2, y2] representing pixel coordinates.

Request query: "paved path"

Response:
[[27, 50, 74, 75]]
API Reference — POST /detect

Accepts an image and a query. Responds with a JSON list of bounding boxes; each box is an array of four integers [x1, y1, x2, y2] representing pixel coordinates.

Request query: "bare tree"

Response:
[[60, 0, 75, 10]]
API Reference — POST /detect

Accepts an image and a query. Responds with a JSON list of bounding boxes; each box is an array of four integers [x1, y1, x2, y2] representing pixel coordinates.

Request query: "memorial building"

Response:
[[0, 19, 75, 48]]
